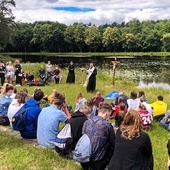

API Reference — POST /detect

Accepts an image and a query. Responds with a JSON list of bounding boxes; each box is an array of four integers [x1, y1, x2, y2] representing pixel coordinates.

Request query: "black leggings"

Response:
[[0, 75, 5, 86]]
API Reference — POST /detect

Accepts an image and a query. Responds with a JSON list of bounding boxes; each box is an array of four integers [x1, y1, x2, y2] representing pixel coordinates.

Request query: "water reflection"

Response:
[[138, 80, 170, 90]]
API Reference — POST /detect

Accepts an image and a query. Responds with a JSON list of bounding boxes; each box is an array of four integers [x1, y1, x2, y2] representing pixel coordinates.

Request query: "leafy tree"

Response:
[[161, 33, 170, 51], [31, 23, 43, 51], [85, 26, 101, 52], [49, 22, 67, 52], [0, 0, 16, 51], [102, 27, 113, 51], [102, 27, 121, 52], [122, 33, 136, 52], [14, 23, 33, 52], [64, 25, 75, 52], [74, 23, 86, 52], [126, 19, 142, 35], [40, 23, 52, 51]]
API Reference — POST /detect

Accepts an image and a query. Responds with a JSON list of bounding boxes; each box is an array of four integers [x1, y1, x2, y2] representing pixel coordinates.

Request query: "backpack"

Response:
[[12, 105, 30, 131], [73, 133, 92, 163], [0, 114, 10, 126], [54, 123, 73, 155]]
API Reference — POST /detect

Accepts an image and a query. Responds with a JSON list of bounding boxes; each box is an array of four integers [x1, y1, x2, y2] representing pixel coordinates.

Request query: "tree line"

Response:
[[1, 0, 170, 53]]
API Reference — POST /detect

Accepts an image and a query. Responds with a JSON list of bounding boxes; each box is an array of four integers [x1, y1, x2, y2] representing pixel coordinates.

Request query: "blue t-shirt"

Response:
[[37, 105, 67, 148]]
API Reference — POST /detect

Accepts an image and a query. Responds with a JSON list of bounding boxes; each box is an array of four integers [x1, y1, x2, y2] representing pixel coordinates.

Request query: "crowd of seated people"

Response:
[[1, 80, 170, 170]]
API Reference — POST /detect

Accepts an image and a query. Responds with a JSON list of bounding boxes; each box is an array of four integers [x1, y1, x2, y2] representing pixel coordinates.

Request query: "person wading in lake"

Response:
[[66, 61, 75, 84], [85, 63, 97, 92]]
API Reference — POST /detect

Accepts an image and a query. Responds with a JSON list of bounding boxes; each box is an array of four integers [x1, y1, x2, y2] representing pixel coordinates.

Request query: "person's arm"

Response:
[[62, 101, 71, 119]]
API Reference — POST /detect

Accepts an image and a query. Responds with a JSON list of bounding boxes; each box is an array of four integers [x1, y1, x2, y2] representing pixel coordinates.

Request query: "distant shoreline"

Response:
[[1, 52, 170, 58]]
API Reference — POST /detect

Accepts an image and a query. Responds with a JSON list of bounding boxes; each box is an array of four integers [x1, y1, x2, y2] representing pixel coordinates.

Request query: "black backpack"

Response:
[[0, 114, 10, 126]]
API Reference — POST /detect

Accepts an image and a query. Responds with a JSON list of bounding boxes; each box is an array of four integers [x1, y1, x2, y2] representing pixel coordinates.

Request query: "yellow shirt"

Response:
[[48, 94, 53, 104], [151, 101, 167, 117]]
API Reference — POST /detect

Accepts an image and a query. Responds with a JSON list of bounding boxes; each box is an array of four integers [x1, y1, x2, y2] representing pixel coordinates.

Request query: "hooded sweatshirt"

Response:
[[67, 111, 87, 149], [151, 100, 167, 117], [20, 99, 41, 139]]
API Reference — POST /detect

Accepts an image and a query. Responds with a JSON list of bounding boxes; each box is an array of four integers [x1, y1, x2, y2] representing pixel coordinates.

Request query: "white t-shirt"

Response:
[[6, 65, 14, 72], [74, 98, 87, 112], [127, 98, 140, 111], [46, 64, 52, 72], [7, 99, 24, 127]]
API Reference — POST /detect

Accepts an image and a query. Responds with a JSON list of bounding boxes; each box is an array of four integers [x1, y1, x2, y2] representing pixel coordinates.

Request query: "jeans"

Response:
[[160, 119, 170, 130], [45, 71, 52, 82]]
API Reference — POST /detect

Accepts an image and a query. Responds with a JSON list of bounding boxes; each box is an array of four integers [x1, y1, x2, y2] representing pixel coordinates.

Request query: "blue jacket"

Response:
[[0, 95, 12, 115], [20, 99, 41, 138]]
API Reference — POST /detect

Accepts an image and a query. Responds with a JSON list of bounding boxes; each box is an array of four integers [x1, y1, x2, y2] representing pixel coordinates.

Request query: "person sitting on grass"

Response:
[[74, 93, 87, 112], [114, 103, 126, 128], [93, 91, 104, 108], [115, 90, 129, 107], [39, 65, 45, 82], [138, 90, 148, 103], [127, 91, 140, 111], [111, 96, 127, 118], [86, 98, 97, 118], [140, 97, 153, 121], [108, 109, 153, 170], [48, 89, 57, 105], [80, 102, 115, 170], [19, 89, 44, 139], [151, 95, 167, 121], [7, 91, 28, 127], [26, 72, 34, 83], [0, 83, 14, 115], [55, 105, 91, 156], [52, 66, 61, 84], [37, 92, 71, 149], [160, 110, 170, 131], [138, 103, 152, 130]]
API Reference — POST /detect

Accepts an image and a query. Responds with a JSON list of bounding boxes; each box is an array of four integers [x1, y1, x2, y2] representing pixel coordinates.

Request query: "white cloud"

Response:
[[12, 0, 170, 25]]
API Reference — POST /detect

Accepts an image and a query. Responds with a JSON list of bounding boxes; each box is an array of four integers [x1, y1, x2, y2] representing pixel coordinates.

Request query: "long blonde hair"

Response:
[[0, 83, 14, 97], [120, 109, 142, 140]]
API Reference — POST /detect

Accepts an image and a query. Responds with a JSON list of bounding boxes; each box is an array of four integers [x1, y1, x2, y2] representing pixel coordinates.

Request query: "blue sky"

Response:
[[12, 0, 170, 25], [53, 7, 95, 12]]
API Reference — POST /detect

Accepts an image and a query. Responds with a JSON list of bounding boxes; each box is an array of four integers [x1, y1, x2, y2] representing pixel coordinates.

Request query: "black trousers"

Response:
[[0, 75, 5, 86], [16, 74, 20, 84], [81, 146, 114, 170]]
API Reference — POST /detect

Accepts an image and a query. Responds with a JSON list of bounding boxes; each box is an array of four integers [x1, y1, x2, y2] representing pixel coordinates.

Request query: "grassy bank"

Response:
[[1, 52, 170, 58], [0, 63, 170, 170]]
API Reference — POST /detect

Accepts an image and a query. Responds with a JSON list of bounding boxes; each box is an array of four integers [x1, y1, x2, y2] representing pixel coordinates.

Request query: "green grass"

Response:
[[0, 133, 80, 170], [1, 63, 170, 170]]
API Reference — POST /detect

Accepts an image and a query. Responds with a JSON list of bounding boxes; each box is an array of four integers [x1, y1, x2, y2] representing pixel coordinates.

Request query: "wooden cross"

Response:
[[80, 68, 86, 85], [111, 57, 120, 86]]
